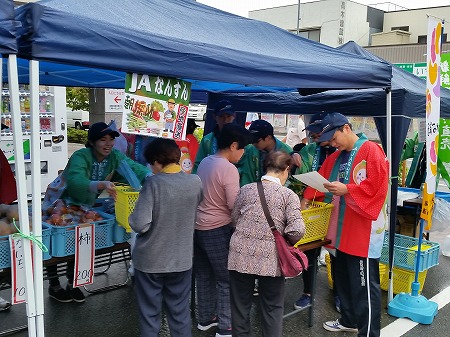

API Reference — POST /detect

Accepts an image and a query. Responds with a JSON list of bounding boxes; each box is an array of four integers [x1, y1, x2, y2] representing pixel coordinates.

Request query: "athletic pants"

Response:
[[335, 250, 381, 337]]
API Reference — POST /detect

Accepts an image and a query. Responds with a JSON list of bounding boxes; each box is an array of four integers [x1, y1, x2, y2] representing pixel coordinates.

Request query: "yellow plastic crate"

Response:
[[115, 185, 140, 233], [325, 254, 425, 294], [380, 263, 427, 294], [295, 201, 333, 246], [325, 252, 333, 289]]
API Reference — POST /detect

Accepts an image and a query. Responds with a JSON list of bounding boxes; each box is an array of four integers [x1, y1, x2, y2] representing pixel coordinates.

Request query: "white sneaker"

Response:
[[0, 297, 11, 311], [323, 319, 357, 332]]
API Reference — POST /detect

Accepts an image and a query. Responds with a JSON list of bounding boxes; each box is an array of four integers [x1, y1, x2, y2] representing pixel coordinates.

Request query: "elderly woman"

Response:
[[228, 151, 306, 337], [129, 138, 203, 337]]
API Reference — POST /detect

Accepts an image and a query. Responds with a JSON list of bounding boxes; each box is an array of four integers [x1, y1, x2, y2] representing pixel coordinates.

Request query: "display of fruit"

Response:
[[44, 199, 103, 226]]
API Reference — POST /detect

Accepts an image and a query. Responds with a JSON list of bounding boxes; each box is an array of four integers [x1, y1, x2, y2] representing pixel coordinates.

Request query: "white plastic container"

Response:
[[442, 235, 450, 257]]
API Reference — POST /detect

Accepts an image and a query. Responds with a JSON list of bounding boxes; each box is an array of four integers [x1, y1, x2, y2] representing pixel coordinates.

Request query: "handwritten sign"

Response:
[[10, 237, 30, 304], [74, 224, 95, 287]]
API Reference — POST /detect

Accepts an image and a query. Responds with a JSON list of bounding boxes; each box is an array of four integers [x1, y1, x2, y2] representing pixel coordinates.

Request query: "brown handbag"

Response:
[[257, 181, 308, 277]]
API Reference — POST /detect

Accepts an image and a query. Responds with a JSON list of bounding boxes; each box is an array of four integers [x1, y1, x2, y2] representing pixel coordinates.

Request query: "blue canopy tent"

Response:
[[12, 0, 391, 91]]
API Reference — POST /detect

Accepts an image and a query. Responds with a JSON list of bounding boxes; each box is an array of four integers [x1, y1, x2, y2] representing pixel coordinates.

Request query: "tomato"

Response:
[[153, 111, 160, 121]]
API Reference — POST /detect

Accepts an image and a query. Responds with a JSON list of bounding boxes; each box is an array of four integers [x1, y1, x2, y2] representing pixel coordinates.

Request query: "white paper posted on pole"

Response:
[[9, 236, 29, 304]]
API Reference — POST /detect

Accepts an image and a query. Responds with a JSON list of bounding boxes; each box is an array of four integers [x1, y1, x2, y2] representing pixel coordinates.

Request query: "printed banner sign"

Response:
[[74, 224, 95, 287], [438, 118, 450, 188], [421, 17, 443, 228], [121, 74, 191, 140]]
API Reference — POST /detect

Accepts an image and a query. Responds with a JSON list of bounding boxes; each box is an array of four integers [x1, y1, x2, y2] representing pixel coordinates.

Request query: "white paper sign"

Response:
[[9, 236, 29, 304], [74, 224, 95, 287], [293, 171, 331, 193]]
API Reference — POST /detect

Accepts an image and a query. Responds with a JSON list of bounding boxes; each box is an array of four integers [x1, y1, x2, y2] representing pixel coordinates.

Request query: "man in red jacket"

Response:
[[302, 113, 388, 337]]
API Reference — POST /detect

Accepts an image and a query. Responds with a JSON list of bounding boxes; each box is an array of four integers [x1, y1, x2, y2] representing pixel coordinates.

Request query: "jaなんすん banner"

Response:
[[121, 74, 191, 140]]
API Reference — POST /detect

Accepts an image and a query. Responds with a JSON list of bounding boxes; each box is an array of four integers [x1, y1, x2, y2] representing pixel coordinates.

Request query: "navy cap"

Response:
[[214, 99, 235, 116], [318, 113, 349, 142], [304, 112, 328, 134], [249, 119, 274, 141], [86, 122, 120, 147]]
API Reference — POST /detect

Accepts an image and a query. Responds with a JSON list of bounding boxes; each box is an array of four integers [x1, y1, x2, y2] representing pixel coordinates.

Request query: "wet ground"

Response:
[[1, 240, 450, 337]]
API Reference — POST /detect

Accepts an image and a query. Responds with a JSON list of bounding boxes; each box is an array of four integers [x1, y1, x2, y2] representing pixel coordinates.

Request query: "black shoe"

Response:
[[66, 284, 86, 303], [0, 297, 11, 311], [48, 286, 72, 303]]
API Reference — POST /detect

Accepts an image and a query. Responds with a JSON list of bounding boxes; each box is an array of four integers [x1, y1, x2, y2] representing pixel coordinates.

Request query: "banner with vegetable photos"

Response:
[[121, 73, 191, 140]]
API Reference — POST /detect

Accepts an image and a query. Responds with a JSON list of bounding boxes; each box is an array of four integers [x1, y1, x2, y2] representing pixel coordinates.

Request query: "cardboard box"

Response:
[[397, 214, 419, 238]]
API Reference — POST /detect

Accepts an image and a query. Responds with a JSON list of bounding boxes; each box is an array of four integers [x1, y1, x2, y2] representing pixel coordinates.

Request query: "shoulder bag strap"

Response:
[[256, 181, 276, 230]]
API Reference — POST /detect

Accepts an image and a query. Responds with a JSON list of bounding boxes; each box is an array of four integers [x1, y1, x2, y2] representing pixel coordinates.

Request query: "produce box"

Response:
[[48, 210, 114, 257], [0, 223, 52, 269], [380, 232, 439, 272], [115, 185, 140, 233], [295, 201, 333, 246]]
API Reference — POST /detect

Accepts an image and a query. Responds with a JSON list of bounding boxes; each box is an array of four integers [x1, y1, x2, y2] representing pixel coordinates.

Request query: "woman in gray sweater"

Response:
[[129, 138, 203, 337]]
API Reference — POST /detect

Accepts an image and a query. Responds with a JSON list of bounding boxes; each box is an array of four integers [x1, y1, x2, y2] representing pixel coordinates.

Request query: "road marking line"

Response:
[[381, 284, 450, 337]]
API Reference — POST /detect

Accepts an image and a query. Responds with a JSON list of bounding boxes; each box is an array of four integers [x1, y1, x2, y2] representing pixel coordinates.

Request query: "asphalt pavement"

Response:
[[1, 140, 448, 336]]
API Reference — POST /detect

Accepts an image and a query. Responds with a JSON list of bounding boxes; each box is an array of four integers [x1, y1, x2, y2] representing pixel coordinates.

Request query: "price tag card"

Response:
[[74, 224, 95, 287], [9, 236, 30, 304]]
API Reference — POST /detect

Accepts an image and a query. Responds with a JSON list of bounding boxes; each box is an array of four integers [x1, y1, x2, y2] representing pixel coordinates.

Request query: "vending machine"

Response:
[[0, 85, 68, 197]]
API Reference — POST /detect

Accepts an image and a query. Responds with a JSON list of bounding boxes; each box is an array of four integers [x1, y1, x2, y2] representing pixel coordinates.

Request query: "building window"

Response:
[[297, 29, 321, 42], [418, 34, 447, 44], [391, 26, 409, 32]]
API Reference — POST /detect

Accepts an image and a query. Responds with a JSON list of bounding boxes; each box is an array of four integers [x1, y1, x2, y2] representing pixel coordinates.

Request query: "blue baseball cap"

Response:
[[304, 112, 328, 134], [318, 113, 349, 142], [214, 99, 235, 116], [249, 119, 274, 141]]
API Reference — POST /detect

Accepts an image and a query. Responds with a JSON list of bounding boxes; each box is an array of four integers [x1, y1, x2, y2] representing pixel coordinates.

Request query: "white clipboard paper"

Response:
[[293, 171, 330, 193]]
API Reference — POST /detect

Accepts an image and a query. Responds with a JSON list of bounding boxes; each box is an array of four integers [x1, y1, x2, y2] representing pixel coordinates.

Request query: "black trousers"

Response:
[[46, 262, 74, 287], [230, 270, 285, 337], [334, 250, 381, 337]]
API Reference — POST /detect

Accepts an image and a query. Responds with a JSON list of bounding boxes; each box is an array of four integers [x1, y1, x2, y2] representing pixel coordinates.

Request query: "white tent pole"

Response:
[[8, 54, 37, 337], [386, 89, 394, 303], [30, 59, 45, 337]]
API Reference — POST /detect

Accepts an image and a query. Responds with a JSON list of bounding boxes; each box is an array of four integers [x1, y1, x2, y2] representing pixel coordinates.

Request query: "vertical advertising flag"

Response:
[[421, 17, 443, 229], [438, 118, 450, 188], [121, 74, 191, 140]]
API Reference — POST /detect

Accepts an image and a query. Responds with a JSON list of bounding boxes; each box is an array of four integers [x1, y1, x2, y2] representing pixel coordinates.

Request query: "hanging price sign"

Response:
[[9, 236, 31, 304], [73, 224, 95, 287]]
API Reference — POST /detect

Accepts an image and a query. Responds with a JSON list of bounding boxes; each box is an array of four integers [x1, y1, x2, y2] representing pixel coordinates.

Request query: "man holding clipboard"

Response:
[[301, 113, 388, 337]]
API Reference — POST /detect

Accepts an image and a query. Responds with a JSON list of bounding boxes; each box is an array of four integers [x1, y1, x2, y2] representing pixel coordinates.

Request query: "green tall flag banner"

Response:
[[438, 118, 450, 188]]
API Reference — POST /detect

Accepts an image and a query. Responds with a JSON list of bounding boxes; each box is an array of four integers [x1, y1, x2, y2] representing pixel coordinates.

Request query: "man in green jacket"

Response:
[[239, 119, 292, 186], [192, 99, 236, 173]]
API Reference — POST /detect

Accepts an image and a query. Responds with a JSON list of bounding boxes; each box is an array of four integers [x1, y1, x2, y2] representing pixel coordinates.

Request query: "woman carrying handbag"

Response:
[[228, 151, 306, 337]]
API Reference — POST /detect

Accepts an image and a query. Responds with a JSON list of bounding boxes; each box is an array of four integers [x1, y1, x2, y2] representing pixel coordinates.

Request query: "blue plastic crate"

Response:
[[50, 210, 114, 257], [113, 222, 131, 243], [0, 223, 51, 269], [380, 232, 440, 272]]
